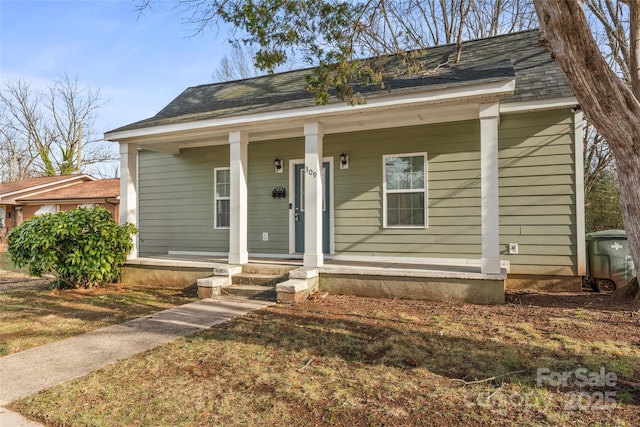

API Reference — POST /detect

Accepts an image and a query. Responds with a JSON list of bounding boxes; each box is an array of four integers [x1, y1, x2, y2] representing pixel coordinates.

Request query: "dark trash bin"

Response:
[[585, 230, 636, 292]]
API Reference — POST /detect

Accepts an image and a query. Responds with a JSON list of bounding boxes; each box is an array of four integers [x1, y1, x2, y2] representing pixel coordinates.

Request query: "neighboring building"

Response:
[[0, 175, 119, 251], [105, 30, 584, 301]]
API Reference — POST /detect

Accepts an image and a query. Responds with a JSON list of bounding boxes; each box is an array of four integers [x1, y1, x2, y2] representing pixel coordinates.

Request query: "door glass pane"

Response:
[[299, 169, 305, 211], [322, 168, 326, 211]]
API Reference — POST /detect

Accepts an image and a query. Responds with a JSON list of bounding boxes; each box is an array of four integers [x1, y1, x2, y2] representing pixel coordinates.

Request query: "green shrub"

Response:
[[7, 207, 137, 289]]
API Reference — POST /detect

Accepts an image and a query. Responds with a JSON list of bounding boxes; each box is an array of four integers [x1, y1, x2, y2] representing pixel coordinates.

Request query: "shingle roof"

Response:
[[0, 175, 93, 198], [16, 179, 120, 203], [109, 30, 572, 134]]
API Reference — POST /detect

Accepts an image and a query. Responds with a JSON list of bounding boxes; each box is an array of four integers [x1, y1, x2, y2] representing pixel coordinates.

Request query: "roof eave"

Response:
[[499, 97, 578, 114], [105, 77, 517, 143], [16, 197, 119, 204], [0, 175, 96, 201]]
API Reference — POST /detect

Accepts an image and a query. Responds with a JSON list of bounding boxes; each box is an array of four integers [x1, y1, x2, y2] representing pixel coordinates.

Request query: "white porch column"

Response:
[[119, 142, 138, 259], [228, 130, 249, 265], [303, 122, 324, 267], [574, 108, 586, 276], [479, 102, 501, 274]]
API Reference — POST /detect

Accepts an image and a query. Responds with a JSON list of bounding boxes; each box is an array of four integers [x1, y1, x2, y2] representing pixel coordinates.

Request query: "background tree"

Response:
[[212, 44, 294, 82], [583, 120, 624, 232], [0, 74, 117, 182], [533, 0, 639, 298], [0, 124, 36, 182], [585, 170, 625, 232], [140, 0, 536, 103], [579, 0, 632, 234]]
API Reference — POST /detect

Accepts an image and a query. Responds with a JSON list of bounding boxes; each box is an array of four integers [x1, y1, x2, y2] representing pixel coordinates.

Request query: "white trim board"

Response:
[[330, 254, 511, 272], [167, 250, 303, 260], [499, 97, 577, 114]]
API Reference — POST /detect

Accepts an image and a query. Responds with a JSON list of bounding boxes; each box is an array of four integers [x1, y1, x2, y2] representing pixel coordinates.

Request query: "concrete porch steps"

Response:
[[220, 265, 294, 300], [241, 263, 298, 276], [232, 272, 288, 287], [222, 284, 277, 300]]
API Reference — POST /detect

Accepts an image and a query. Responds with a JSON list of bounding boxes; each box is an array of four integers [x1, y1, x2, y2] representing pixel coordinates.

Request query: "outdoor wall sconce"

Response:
[[339, 153, 349, 169], [274, 158, 283, 173]]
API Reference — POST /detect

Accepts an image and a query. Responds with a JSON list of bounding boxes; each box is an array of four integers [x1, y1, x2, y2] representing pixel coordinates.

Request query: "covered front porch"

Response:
[[122, 254, 507, 304], [117, 95, 512, 267], [110, 66, 519, 305]]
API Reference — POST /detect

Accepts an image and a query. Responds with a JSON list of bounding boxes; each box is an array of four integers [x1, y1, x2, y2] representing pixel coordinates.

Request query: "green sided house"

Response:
[[105, 30, 584, 304]]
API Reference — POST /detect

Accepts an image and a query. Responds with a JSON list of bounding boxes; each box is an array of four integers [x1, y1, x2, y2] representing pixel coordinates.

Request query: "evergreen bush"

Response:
[[7, 207, 137, 289]]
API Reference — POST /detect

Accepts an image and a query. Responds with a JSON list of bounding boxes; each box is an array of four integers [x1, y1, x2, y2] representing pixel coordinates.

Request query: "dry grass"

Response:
[[9, 292, 640, 426], [1, 252, 198, 356], [0, 284, 198, 356], [0, 251, 27, 274]]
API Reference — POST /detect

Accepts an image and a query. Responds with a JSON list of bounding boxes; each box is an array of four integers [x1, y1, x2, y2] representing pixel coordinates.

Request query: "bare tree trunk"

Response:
[[534, 0, 640, 297], [631, 0, 640, 98]]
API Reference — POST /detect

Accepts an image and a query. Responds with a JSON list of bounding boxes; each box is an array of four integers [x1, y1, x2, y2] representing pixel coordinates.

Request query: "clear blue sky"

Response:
[[1, 0, 230, 135]]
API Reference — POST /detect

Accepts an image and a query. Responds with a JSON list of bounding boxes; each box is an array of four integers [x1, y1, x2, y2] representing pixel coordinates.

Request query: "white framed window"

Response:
[[214, 167, 230, 229], [383, 153, 428, 228], [79, 203, 95, 209]]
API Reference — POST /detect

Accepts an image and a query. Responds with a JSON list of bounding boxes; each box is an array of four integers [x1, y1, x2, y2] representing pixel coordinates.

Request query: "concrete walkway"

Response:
[[0, 296, 274, 426]]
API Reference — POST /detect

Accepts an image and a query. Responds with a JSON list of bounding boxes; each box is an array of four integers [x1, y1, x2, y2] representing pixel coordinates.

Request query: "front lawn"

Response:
[[0, 251, 27, 274], [0, 284, 197, 356], [10, 292, 640, 426]]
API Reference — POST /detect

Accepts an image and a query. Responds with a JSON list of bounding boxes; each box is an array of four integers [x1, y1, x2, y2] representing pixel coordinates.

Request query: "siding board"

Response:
[[498, 110, 577, 273]]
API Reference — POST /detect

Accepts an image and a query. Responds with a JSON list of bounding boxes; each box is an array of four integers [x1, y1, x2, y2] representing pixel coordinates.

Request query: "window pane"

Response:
[[386, 192, 424, 226], [411, 156, 424, 172], [385, 155, 424, 190], [388, 192, 399, 208], [216, 169, 230, 198], [387, 208, 399, 226], [386, 156, 407, 190], [412, 193, 425, 226], [217, 200, 230, 228], [410, 171, 424, 189]]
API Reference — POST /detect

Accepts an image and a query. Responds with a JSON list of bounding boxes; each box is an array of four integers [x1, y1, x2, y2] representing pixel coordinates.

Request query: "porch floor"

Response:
[[123, 254, 506, 304], [127, 254, 506, 280]]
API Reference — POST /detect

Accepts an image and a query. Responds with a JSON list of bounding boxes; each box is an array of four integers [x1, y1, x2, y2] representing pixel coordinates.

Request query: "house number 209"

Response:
[[304, 166, 318, 178]]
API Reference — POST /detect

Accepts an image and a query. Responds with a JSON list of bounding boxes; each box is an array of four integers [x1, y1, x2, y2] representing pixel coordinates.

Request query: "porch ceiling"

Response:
[[142, 101, 482, 154]]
